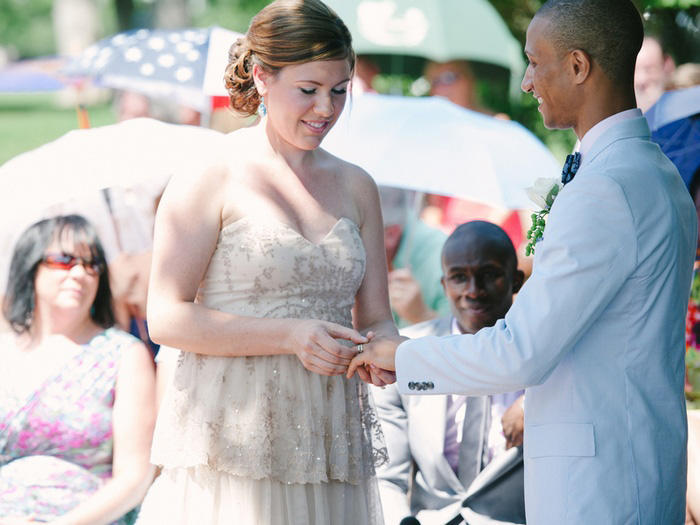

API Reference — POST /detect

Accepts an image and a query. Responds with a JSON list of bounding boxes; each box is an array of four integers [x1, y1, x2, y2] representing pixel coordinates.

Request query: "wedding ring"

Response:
[[357, 344, 364, 354]]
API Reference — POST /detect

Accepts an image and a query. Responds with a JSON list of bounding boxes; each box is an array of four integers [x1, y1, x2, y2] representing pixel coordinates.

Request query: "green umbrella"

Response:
[[325, 0, 525, 96]]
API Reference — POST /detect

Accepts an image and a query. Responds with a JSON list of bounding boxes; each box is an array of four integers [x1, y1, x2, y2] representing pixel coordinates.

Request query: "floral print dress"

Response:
[[0, 327, 139, 523]]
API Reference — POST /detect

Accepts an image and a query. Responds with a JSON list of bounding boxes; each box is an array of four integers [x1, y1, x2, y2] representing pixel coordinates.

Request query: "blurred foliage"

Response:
[[486, 0, 700, 158], [0, 0, 56, 58], [0, 93, 116, 165], [642, 6, 700, 65], [1, 0, 697, 61], [0, 0, 696, 161], [489, 0, 700, 64], [688, 347, 700, 409], [649, 0, 700, 8], [190, 0, 264, 34]]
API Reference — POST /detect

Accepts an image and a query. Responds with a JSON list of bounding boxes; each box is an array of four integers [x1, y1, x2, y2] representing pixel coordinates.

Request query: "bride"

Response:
[[135, 1, 397, 523]]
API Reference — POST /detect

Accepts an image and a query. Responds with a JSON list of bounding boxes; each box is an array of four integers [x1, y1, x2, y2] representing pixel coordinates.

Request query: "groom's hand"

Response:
[[347, 334, 407, 380]]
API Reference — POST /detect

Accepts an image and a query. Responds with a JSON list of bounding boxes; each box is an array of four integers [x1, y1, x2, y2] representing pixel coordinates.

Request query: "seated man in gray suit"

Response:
[[374, 221, 526, 525]]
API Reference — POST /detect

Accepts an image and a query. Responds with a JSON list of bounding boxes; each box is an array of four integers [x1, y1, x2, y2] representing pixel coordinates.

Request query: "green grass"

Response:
[[0, 93, 116, 166]]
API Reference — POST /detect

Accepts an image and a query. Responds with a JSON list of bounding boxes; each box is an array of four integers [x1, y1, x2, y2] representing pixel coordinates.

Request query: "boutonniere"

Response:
[[524, 177, 563, 256]]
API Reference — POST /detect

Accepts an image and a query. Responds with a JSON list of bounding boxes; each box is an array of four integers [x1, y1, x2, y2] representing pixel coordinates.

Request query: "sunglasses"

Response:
[[41, 253, 105, 276]]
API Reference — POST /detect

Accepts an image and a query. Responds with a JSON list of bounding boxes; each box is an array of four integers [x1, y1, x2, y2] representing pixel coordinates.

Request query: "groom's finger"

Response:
[[371, 366, 397, 385], [347, 354, 368, 379], [355, 364, 372, 383]]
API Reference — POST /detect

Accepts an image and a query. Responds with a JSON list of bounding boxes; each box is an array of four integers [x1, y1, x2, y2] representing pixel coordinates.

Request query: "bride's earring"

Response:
[[258, 96, 267, 117]]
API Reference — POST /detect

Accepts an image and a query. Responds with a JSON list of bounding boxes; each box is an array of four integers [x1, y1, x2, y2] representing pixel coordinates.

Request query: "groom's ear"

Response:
[[569, 49, 592, 85], [512, 269, 525, 294]]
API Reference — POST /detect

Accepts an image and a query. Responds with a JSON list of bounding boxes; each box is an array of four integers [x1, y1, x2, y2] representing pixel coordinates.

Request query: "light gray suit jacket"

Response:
[[374, 317, 526, 525], [395, 116, 697, 524]]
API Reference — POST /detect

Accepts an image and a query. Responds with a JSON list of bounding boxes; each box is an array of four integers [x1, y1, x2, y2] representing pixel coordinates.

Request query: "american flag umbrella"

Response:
[[62, 26, 242, 111]]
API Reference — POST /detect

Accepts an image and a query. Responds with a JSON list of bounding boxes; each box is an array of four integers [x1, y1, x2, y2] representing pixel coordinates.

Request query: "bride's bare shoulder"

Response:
[[167, 128, 257, 191]]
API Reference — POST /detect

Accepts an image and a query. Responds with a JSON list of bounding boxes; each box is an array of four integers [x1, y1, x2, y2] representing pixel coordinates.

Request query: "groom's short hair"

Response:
[[536, 0, 644, 86]]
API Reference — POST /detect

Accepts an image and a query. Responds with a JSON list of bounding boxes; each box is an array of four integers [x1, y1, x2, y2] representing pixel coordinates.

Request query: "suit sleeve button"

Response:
[[408, 382, 415, 390], [427, 382, 434, 389]]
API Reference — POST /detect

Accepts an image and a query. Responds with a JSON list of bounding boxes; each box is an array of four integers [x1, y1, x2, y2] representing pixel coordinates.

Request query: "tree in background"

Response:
[[490, 0, 699, 157], [53, 0, 101, 58], [0, 0, 696, 156]]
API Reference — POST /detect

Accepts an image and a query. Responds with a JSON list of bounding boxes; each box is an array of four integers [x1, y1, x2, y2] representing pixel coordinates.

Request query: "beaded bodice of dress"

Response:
[[151, 216, 387, 485], [197, 216, 365, 324]]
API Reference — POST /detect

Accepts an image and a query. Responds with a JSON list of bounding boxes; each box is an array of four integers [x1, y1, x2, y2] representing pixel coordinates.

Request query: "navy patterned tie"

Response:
[[561, 152, 581, 185]]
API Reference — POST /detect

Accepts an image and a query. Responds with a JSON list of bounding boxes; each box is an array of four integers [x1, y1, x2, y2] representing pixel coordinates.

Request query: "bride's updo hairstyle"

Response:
[[224, 0, 354, 116]]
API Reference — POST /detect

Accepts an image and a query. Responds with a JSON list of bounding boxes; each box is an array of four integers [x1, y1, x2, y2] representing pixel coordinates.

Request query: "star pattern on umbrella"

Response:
[[66, 28, 210, 90]]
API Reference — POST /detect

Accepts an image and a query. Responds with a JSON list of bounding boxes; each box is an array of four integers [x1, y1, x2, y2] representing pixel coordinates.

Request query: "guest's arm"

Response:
[[388, 268, 437, 325], [502, 394, 525, 449], [51, 341, 157, 525]]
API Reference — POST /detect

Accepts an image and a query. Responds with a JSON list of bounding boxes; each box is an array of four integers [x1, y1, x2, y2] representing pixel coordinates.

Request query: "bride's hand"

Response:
[[286, 320, 369, 376]]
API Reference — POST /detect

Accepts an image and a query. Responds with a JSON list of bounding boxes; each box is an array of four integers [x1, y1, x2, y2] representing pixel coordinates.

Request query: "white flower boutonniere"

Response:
[[524, 177, 563, 256]]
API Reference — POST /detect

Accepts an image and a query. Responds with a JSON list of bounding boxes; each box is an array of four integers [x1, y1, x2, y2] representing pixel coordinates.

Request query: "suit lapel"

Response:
[[418, 395, 468, 493]]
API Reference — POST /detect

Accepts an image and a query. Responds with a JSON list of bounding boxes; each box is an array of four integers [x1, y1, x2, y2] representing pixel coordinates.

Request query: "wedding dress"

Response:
[[136, 216, 386, 524]]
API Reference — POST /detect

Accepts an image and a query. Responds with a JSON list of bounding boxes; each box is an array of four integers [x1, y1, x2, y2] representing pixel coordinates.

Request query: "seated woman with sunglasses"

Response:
[[0, 215, 156, 525]]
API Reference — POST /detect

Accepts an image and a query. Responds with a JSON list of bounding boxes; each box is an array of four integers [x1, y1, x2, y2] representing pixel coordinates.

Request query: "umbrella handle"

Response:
[[400, 191, 425, 272], [77, 103, 91, 129]]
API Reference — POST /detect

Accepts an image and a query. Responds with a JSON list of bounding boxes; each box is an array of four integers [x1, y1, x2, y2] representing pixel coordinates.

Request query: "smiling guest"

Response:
[[0, 215, 156, 524], [374, 221, 526, 525]]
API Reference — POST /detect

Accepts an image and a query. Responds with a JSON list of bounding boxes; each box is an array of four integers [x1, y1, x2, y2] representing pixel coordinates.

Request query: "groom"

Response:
[[351, 1, 697, 523]]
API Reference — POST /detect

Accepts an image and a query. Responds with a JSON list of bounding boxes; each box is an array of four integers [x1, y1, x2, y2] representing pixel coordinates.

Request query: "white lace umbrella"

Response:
[[0, 118, 223, 290], [323, 94, 559, 210]]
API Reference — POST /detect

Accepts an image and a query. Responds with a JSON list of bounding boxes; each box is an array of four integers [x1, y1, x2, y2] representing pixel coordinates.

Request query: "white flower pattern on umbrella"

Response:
[[62, 27, 242, 110]]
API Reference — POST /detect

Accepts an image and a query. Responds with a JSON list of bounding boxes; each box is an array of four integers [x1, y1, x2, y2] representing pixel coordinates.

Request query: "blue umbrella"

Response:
[[0, 58, 67, 93], [62, 26, 241, 111], [647, 86, 700, 188], [652, 116, 700, 189], [645, 85, 700, 132]]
